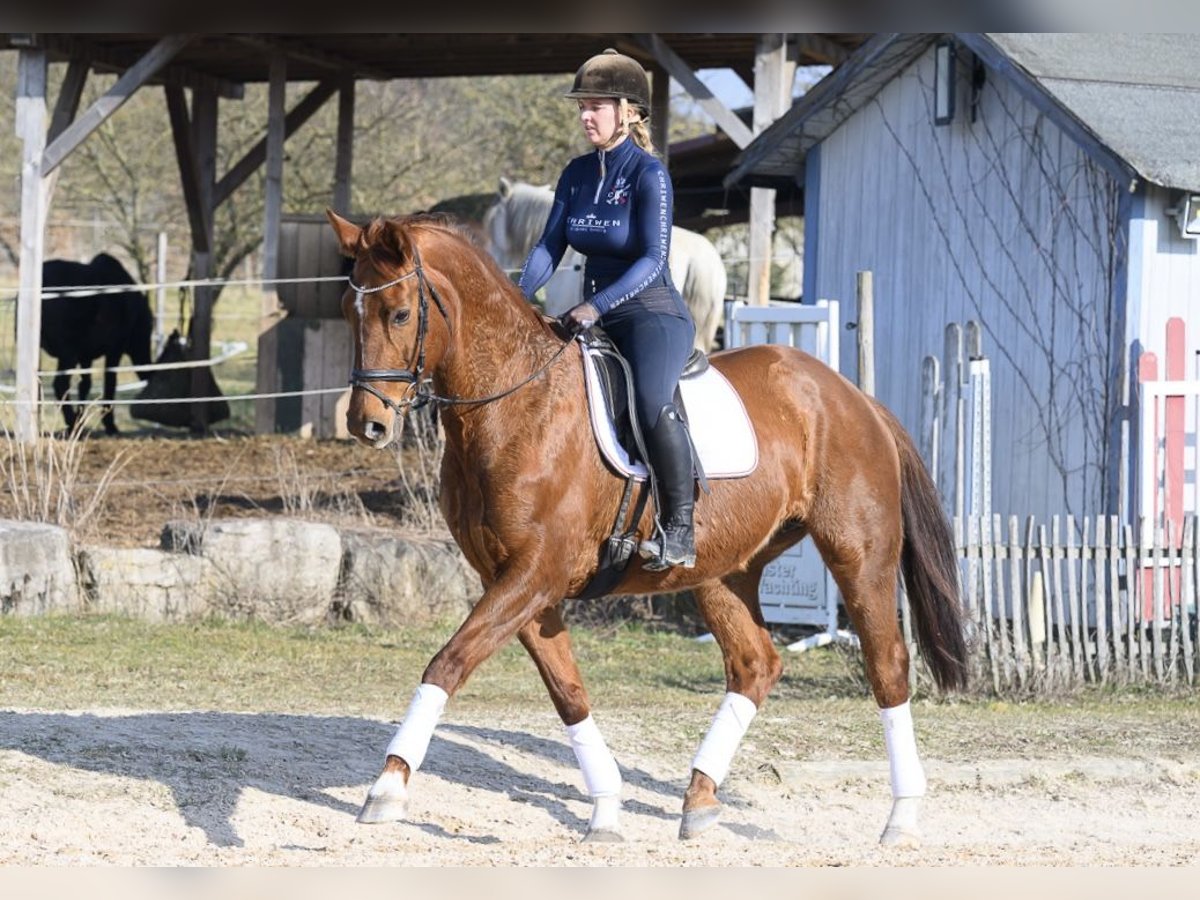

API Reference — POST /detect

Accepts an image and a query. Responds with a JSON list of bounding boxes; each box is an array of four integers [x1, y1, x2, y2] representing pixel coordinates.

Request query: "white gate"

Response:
[[723, 300, 854, 652]]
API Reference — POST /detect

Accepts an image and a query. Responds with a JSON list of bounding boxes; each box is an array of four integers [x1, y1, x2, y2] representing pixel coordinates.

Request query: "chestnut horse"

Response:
[[327, 210, 968, 846]]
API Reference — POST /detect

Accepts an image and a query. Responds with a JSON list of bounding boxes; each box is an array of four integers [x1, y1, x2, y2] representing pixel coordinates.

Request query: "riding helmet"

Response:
[[564, 48, 650, 115]]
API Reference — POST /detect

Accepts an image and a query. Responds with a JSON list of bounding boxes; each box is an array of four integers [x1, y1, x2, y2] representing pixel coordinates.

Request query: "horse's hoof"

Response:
[[582, 827, 625, 844], [678, 804, 721, 840], [356, 794, 408, 824], [356, 770, 408, 824], [879, 824, 922, 847], [879, 796, 921, 846]]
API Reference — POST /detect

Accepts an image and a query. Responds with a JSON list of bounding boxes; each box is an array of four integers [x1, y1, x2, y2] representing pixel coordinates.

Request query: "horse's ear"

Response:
[[497, 176, 512, 199], [326, 209, 361, 258]]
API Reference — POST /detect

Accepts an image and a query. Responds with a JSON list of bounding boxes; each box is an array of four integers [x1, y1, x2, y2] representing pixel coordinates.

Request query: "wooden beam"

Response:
[[634, 32, 754, 149], [213, 78, 338, 207], [14, 47, 47, 443], [230, 34, 390, 82], [43, 56, 88, 211], [41, 34, 194, 176], [790, 34, 851, 66], [333, 74, 355, 214], [47, 57, 88, 142], [36, 33, 242, 99], [165, 85, 211, 254]]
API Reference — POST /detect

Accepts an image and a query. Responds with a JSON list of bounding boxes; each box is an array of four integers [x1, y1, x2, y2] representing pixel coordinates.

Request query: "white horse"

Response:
[[482, 177, 727, 352]]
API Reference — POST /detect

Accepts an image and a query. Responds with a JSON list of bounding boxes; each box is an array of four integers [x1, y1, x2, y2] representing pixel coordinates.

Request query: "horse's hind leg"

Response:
[[681, 572, 781, 840], [814, 520, 926, 847], [52, 366, 76, 433], [518, 605, 623, 842]]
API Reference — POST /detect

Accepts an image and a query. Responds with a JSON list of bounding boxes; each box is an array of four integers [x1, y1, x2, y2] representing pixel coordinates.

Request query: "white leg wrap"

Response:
[[588, 794, 621, 834], [385, 683, 448, 772], [880, 701, 926, 798], [566, 715, 622, 798], [691, 692, 757, 786]]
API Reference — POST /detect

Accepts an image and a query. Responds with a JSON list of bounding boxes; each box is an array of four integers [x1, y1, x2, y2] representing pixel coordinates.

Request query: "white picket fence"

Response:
[[951, 513, 1199, 691]]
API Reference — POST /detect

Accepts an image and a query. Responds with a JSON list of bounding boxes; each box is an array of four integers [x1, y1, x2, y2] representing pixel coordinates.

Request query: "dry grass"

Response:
[[0, 408, 134, 543]]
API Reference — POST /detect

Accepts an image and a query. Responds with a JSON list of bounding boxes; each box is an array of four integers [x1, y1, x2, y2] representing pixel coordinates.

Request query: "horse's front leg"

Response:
[[681, 572, 781, 840], [101, 357, 119, 434], [357, 564, 564, 825], [518, 605, 623, 842]]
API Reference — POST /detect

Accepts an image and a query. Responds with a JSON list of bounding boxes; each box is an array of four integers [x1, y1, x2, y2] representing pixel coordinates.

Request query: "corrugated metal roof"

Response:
[[728, 32, 1200, 193]]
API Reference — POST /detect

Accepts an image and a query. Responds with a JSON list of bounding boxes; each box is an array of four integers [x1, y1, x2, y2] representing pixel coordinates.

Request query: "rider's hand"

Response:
[[559, 302, 599, 336]]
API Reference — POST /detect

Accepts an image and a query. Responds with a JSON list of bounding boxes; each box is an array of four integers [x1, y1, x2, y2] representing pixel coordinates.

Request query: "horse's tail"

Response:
[[873, 399, 969, 692]]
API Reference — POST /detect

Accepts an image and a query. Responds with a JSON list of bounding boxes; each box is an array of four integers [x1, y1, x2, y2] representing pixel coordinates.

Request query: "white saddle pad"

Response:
[[581, 345, 758, 481]]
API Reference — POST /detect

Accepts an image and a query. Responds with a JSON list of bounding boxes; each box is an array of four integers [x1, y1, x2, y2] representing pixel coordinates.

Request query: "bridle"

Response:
[[347, 243, 573, 414]]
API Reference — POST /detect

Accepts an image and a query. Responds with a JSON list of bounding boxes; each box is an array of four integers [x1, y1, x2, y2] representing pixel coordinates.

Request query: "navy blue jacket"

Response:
[[518, 138, 677, 317]]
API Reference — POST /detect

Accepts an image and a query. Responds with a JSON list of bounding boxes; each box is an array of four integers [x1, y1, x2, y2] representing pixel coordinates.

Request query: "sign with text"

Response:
[[758, 537, 833, 626]]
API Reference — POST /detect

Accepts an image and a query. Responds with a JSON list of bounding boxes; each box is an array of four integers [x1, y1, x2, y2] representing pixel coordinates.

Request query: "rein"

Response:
[[348, 244, 572, 413]]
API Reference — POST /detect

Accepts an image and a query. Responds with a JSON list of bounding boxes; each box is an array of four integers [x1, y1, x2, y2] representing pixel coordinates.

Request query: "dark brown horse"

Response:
[[327, 210, 968, 846]]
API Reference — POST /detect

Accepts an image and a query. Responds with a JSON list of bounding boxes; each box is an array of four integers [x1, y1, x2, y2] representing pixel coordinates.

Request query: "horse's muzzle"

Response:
[[347, 389, 401, 449]]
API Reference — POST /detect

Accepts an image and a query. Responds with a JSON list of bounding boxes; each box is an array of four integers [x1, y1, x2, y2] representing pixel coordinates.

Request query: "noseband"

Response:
[[348, 244, 572, 414]]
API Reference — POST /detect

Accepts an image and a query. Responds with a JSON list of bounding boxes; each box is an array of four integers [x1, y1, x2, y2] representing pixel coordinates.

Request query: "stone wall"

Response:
[[0, 518, 481, 626]]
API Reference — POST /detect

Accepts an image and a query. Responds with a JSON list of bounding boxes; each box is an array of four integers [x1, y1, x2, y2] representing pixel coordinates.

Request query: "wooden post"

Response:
[[1109, 515, 1124, 679], [1008, 515, 1027, 683], [941, 323, 962, 514], [14, 47, 48, 444], [1184, 516, 1196, 684], [1095, 515, 1109, 682], [856, 270, 874, 396], [188, 83, 218, 434], [920, 355, 940, 480], [155, 230, 168, 351], [747, 34, 794, 306], [333, 73, 354, 215], [1026, 517, 1043, 675], [650, 64, 669, 168], [992, 513, 1011, 685], [256, 51, 287, 435]]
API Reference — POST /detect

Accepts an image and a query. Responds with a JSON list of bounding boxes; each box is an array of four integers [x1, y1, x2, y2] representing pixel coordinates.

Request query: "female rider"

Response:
[[518, 49, 697, 570]]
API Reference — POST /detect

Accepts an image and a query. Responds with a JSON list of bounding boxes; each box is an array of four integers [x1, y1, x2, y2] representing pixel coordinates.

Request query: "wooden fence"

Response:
[[920, 514, 1200, 692]]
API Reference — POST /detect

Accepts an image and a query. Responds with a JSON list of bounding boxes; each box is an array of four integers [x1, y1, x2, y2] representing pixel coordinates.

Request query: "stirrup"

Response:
[[638, 523, 696, 571]]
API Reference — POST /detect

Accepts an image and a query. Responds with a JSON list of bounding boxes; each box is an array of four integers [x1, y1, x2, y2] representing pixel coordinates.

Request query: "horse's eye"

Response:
[[392, 308, 411, 325]]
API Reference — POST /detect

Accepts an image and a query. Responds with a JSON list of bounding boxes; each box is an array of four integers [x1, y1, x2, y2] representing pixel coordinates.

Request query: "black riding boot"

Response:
[[640, 403, 697, 570]]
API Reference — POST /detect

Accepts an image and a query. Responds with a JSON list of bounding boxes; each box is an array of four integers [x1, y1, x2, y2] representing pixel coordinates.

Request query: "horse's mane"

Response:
[[355, 214, 550, 332], [356, 213, 481, 269]]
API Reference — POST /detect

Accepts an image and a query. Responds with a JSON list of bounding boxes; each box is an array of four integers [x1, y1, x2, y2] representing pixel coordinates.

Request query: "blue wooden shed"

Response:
[[727, 33, 1200, 522]]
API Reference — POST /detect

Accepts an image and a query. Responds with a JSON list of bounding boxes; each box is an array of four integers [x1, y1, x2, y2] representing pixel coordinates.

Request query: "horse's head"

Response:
[[481, 177, 554, 273], [328, 209, 453, 449]]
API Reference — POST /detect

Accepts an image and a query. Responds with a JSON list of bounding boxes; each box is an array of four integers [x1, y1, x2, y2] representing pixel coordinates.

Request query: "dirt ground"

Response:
[[2, 703, 1200, 866], [4, 433, 1200, 866]]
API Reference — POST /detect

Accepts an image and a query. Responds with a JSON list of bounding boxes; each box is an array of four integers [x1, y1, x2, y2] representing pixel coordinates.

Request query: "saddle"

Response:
[[572, 329, 758, 600], [579, 331, 758, 483]]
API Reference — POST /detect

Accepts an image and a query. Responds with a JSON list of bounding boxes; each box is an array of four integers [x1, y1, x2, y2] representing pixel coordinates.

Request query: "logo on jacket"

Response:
[[605, 176, 630, 206]]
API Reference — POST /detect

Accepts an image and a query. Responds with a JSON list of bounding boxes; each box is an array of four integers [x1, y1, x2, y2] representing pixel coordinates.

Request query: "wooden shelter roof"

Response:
[[4, 33, 868, 87]]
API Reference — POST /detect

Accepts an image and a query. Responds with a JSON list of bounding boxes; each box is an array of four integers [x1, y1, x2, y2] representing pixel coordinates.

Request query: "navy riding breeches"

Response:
[[601, 303, 695, 431]]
